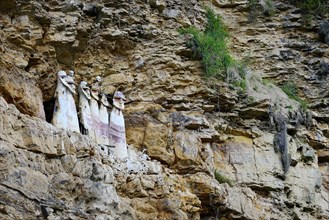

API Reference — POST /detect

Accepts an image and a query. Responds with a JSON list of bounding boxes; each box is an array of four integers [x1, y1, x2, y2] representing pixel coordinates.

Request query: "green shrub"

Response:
[[247, 0, 258, 22], [281, 82, 308, 110], [293, 0, 325, 11], [214, 170, 234, 186], [179, 8, 236, 78], [247, 0, 275, 22], [264, 0, 275, 16], [233, 79, 247, 93], [289, 0, 328, 20], [262, 78, 275, 85]]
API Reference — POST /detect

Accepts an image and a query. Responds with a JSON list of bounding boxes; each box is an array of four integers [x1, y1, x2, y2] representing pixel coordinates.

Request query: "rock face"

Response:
[[0, 0, 328, 219]]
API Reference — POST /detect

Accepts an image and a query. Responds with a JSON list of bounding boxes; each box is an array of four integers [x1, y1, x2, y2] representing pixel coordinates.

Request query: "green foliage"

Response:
[[247, 0, 275, 22], [262, 78, 275, 86], [233, 79, 247, 93], [247, 0, 258, 22], [214, 170, 234, 186], [248, 96, 255, 102], [179, 8, 236, 78], [290, 0, 329, 19], [281, 82, 297, 98], [281, 82, 308, 110], [293, 0, 325, 11], [286, 105, 293, 109], [264, 0, 275, 16]]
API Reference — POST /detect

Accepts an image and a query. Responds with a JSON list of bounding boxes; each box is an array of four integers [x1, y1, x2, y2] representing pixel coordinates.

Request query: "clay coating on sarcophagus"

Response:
[[51, 70, 80, 132], [89, 76, 102, 142], [78, 81, 92, 136], [109, 91, 128, 160], [98, 93, 110, 146]]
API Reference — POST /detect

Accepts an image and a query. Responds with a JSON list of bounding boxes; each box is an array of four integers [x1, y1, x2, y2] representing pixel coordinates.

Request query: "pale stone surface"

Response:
[[1, 0, 329, 219], [0, 62, 45, 119], [0, 97, 135, 219], [143, 122, 175, 165]]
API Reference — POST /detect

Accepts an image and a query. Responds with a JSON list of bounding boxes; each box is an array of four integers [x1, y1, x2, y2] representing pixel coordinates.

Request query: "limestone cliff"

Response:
[[0, 0, 328, 219]]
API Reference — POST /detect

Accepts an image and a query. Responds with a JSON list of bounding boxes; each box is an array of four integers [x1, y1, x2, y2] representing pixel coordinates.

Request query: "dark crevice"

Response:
[[43, 98, 55, 123]]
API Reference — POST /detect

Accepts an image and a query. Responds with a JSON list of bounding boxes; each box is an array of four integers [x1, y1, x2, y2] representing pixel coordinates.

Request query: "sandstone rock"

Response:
[[163, 8, 181, 19], [238, 106, 269, 119], [0, 0, 329, 219], [286, 165, 324, 209], [143, 122, 175, 165], [0, 66, 45, 119], [20, 118, 58, 156], [305, 130, 328, 149], [131, 198, 158, 220], [186, 172, 223, 215], [0, 185, 42, 219], [145, 160, 162, 174], [173, 130, 202, 171], [318, 149, 329, 163], [149, 0, 166, 12], [2, 167, 49, 202], [319, 21, 329, 45], [213, 0, 247, 8]]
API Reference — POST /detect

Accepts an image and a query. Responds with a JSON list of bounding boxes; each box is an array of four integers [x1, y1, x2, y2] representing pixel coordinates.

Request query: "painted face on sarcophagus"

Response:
[[65, 70, 76, 94], [91, 76, 102, 100], [58, 70, 68, 85], [58, 70, 76, 94], [113, 91, 126, 110], [100, 93, 109, 107], [78, 81, 91, 100]]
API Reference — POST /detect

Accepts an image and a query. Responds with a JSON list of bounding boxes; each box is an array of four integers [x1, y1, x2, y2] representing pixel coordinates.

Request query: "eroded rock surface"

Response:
[[0, 0, 328, 219]]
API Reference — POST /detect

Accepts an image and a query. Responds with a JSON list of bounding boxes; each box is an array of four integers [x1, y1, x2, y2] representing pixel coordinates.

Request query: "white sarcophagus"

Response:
[[78, 81, 92, 136], [90, 76, 101, 142], [98, 93, 110, 146], [52, 70, 79, 133], [109, 91, 128, 160]]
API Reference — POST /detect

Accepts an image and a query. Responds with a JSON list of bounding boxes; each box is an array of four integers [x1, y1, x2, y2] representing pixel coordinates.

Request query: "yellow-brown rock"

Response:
[[143, 122, 175, 165], [0, 0, 329, 219]]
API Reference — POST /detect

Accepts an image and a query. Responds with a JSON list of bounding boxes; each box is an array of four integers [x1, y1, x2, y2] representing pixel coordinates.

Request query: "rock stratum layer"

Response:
[[0, 0, 328, 219]]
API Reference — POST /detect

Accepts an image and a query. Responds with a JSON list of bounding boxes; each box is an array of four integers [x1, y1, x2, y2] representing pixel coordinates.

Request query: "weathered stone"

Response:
[[20, 118, 58, 155], [319, 21, 329, 45], [0, 0, 329, 219], [174, 131, 199, 161], [239, 107, 269, 119], [318, 149, 329, 163], [305, 130, 328, 149], [131, 198, 158, 219], [2, 167, 49, 202], [143, 122, 175, 165], [0, 65, 45, 119], [149, 0, 166, 12]]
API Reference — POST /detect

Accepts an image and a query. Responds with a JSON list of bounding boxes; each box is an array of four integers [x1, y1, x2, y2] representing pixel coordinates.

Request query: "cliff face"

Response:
[[0, 0, 328, 219]]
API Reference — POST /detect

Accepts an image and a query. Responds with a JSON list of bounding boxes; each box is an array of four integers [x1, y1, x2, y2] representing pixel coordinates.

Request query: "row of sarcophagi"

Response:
[[51, 70, 128, 159]]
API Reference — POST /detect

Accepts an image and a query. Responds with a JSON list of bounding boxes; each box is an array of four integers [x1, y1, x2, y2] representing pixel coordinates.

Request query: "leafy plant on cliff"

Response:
[[179, 8, 235, 78], [290, 0, 327, 12], [281, 82, 308, 110], [289, 0, 329, 26], [264, 0, 275, 16], [247, 0, 275, 22], [214, 170, 234, 186], [247, 0, 258, 22]]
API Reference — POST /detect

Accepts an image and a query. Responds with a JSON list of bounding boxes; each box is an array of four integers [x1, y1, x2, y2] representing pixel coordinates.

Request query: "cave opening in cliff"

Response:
[[43, 98, 55, 123]]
